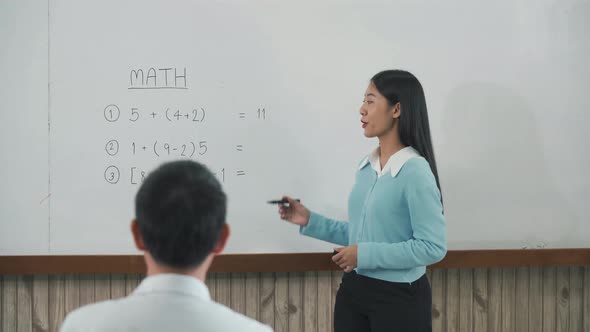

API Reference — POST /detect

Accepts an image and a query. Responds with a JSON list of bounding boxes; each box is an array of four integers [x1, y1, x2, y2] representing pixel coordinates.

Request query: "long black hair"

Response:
[[371, 70, 442, 194]]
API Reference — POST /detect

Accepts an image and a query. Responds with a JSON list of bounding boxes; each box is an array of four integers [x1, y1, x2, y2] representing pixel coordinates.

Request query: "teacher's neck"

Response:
[[378, 128, 406, 162]]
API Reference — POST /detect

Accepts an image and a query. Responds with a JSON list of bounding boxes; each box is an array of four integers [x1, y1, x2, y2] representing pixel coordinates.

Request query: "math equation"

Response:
[[101, 67, 269, 185]]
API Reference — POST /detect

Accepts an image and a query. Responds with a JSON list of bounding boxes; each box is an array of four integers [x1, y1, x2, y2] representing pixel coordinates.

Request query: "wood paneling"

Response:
[[1, 267, 588, 332]]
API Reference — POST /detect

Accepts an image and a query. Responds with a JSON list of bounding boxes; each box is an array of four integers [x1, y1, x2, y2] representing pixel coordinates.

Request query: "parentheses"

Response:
[[190, 141, 196, 157], [153, 140, 159, 157], [200, 107, 205, 122], [165, 108, 171, 122]]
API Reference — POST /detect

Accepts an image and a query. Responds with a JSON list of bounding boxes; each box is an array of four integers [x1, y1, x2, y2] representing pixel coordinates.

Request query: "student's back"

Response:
[[61, 274, 271, 332]]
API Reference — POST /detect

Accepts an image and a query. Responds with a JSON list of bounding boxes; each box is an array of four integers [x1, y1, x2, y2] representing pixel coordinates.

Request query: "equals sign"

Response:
[[236, 145, 243, 151], [236, 170, 246, 176], [239, 112, 246, 119]]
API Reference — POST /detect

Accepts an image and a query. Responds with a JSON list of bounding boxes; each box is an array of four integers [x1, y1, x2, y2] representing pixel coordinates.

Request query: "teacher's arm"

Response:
[[299, 211, 349, 246]]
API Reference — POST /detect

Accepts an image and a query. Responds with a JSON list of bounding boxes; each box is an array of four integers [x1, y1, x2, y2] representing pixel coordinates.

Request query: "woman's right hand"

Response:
[[278, 196, 311, 226]]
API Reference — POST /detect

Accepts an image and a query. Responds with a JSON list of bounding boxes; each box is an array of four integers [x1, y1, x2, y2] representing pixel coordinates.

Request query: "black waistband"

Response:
[[343, 270, 427, 287]]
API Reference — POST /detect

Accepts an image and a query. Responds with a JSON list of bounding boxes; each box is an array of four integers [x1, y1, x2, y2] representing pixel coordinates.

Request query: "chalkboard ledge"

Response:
[[1, 249, 589, 275]]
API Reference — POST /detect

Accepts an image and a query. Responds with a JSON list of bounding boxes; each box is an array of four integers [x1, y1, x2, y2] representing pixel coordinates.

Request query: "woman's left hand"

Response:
[[332, 245, 358, 273]]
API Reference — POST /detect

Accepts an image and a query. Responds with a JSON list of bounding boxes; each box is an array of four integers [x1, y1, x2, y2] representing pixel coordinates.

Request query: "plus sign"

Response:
[[142, 146, 147, 150], [151, 112, 157, 118], [185, 113, 189, 119]]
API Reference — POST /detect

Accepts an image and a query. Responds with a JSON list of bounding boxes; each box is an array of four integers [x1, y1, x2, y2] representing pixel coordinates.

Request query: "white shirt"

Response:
[[60, 274, 273, 332], [359, 146, 422, 177]]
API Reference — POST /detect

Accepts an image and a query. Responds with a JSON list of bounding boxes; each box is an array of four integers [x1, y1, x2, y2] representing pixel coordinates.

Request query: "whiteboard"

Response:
[[0, 0, 50, 254], [1, 0, 589, 254]]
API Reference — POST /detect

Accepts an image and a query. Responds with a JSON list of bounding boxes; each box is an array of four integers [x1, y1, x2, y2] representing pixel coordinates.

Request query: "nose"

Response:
[[359, 103, 367, 115]]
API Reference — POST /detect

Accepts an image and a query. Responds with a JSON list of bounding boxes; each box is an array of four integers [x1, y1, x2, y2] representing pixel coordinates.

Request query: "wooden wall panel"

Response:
[[1, 267, 588, 332]]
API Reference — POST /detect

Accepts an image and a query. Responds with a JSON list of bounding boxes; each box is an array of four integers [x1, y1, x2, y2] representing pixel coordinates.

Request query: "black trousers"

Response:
[[334, 271, 432, 332]]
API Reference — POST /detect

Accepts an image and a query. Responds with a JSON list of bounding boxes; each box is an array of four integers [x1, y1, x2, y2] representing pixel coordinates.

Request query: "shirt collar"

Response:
[[359, 146, 422, 177], [133, 274, 211, 300]]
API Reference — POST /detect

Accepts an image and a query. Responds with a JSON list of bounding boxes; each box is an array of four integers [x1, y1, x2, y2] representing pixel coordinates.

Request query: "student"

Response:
[[278, 70, 446, 332], [61, 160, 273, 332]]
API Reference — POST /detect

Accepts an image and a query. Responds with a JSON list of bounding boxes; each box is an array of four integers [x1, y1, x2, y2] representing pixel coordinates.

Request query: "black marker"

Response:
[[267, 199, 300, 204]]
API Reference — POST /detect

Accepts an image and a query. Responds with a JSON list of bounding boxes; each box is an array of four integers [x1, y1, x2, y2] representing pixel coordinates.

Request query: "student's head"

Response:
[[132, 160, 228, 270], [360, 69, 441, 191]]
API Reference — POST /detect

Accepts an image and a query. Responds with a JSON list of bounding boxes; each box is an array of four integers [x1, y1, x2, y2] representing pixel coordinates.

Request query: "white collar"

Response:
[[359, 146, 422, 177], [133, 274, 211, 300]]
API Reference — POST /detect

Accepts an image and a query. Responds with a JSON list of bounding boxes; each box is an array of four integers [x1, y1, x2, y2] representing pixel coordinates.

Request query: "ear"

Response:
[[212, 223, 230, 255], [391, 102, 401, 119], [130, 219, 146, 251]]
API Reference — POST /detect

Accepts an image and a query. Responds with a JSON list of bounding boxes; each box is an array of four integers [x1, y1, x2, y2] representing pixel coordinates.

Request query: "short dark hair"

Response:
[[134, 160, 227, 268], [371, 70, 442, 195]]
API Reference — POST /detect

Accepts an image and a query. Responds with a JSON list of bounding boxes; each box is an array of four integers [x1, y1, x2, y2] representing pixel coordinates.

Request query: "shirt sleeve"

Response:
[[357, 165, 447, 269], [58, 314, 75, 332], [299, 211, 349, 246]]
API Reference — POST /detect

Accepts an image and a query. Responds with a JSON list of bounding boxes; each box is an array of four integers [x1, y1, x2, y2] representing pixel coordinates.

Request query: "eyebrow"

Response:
[[365, 93, 376, 97]]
